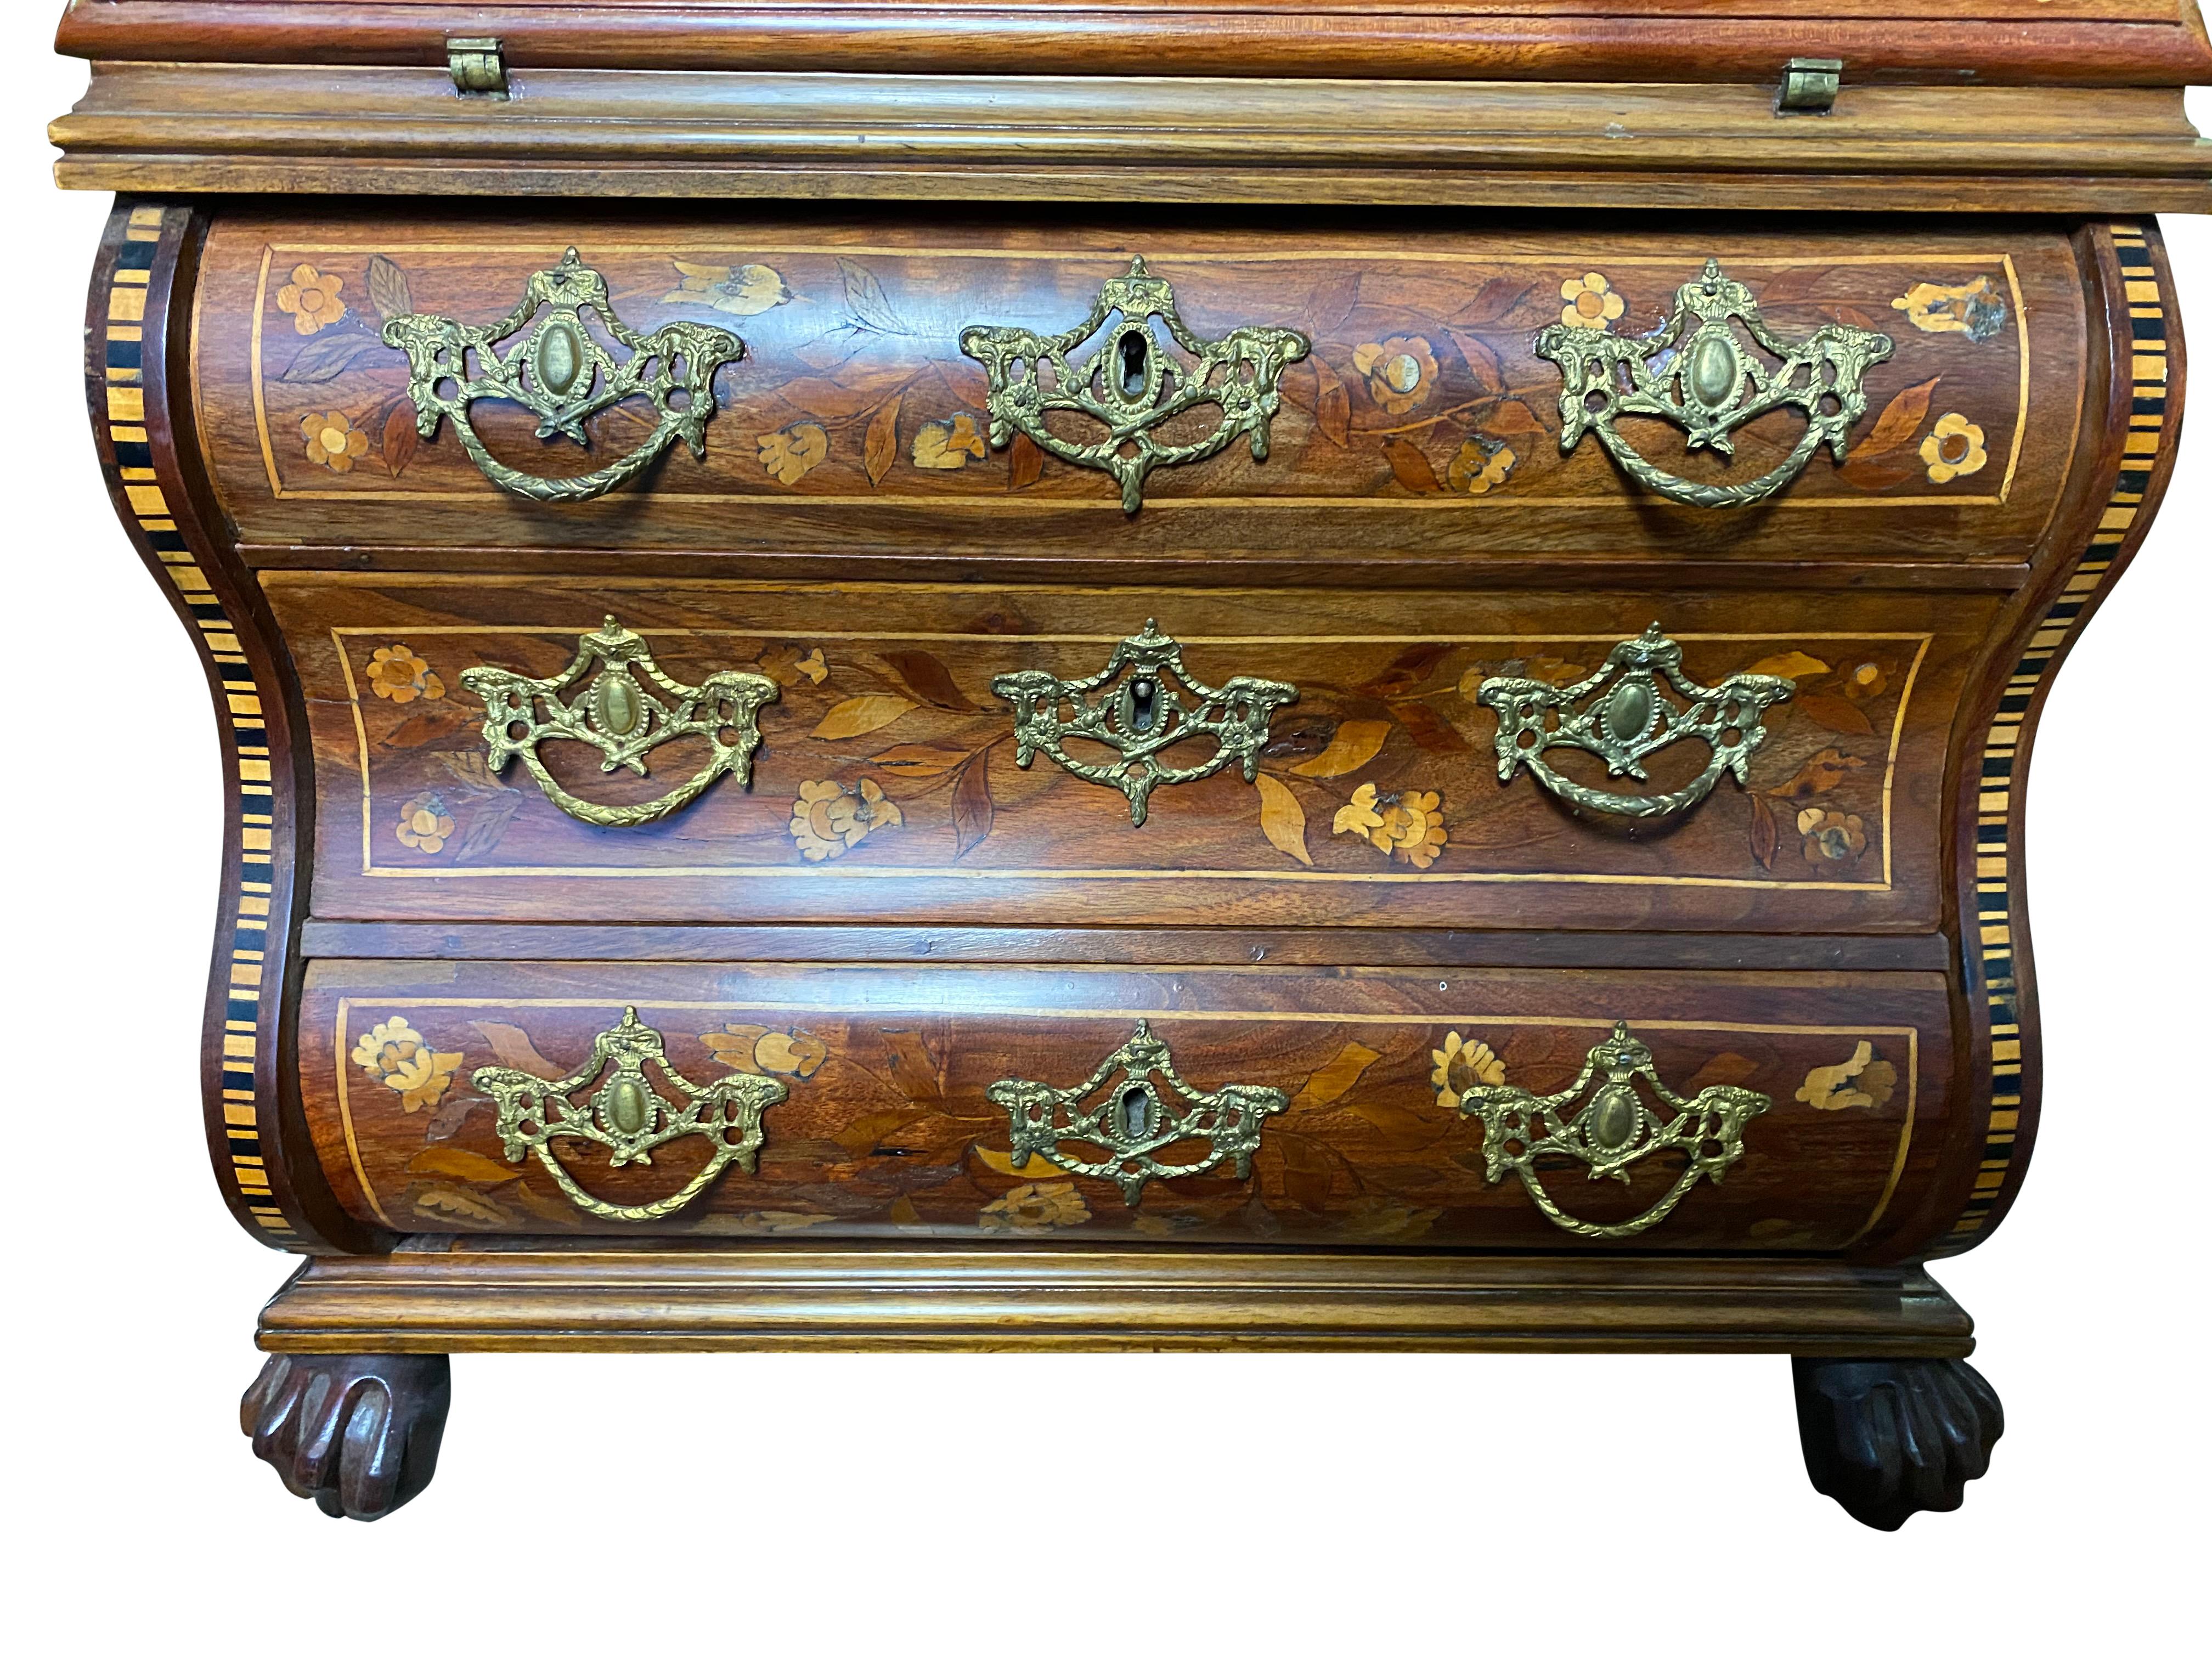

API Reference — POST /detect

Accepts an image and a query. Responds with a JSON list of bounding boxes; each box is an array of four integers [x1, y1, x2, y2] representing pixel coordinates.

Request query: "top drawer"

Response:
[[190, 208, 2090, 567]]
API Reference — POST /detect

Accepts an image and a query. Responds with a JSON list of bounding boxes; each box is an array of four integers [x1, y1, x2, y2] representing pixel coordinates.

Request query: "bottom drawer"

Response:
[[301, 962, 1957, 1255]]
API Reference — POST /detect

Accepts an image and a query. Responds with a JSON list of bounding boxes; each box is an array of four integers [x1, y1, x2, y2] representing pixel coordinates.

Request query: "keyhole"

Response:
[[1119, 1086, 1152, 1141], [1128, 676, 1157, 732], [1119, 330, 1149, 397]]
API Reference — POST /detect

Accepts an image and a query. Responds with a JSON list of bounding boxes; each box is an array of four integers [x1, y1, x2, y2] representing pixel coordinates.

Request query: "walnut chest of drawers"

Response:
[[49, 0, 2211, 1526]]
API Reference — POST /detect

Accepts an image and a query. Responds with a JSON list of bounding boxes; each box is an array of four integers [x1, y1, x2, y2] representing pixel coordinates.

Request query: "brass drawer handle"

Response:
[[1454, 1022, 1770, 1239], [473, 1008, 786, 1223], [459, 616, 778, 828], [961, 256, 1310, 512], [991, 620, 1297, 826], [1536, 257, 1893, 509], [382, 247, 744, 504], [988, 1020, 1289, 1205], [1477, 623, 1793, 818]]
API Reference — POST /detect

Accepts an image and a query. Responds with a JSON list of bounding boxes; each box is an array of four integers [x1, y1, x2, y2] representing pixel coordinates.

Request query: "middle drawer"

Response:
[[270, 576, 1993, 932]]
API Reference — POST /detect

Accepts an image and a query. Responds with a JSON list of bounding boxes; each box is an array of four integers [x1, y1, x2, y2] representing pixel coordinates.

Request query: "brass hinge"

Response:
[[448, 37, 509, 98], [1778, 57, 1842, 115]]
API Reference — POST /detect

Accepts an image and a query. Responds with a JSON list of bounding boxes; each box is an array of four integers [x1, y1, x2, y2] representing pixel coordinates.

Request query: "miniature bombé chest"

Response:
[[48, 0, 2211, 1525]]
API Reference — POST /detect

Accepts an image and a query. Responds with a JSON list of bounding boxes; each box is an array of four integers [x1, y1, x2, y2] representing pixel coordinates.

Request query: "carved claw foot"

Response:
[[1792, 1357, 2002, 1530], [240, 1352, 451, 1520]]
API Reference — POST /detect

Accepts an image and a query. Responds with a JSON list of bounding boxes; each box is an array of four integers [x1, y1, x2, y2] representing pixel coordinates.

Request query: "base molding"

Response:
[[259, 1243, 1973, 1356]]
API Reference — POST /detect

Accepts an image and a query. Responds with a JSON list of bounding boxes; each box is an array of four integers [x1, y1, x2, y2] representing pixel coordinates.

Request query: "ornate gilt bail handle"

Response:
[[961, 256, 1310, 513], [1536, 258, 1894, 510], [1454, 1022, 1770, 1240], [473, 1008, 787, 1223], [382, 247, 744, 505], [459, 616, 778, 829], [988, 1020, 1289, 1205], [1478, 623, 1794, 819], [990, 620, 1297, 826]]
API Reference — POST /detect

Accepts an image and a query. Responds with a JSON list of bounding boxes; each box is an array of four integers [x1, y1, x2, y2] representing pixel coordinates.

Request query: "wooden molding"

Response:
[[259, 1243, 1979, 1354], [50, 66, 2212, 211], [53, 2, 2212, 87]]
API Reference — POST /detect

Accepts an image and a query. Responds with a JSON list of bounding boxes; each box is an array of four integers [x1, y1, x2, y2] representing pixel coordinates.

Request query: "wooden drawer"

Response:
[[268, 575, 1991, 933], [195, 208, 2089, 569], [301, 961, 1959, 1255]]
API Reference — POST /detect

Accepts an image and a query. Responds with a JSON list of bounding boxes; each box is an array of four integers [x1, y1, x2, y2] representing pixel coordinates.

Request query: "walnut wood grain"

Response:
[[50, 67, 2212, 212], [192, 209, 2085, 561], [298, 957, 1958, 1258], [264, 575, 1985, 933], [53, 1, 2212, 87], [258, 1240, 1978, 1356]]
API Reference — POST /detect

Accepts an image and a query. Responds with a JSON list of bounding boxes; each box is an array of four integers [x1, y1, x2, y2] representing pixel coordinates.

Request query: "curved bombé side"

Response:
[[1922, 219, 2186, 1258], [82, 200, 378, 1253]]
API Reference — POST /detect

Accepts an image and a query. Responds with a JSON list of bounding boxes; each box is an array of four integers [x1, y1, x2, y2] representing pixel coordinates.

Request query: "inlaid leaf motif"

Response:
[[382, 402, 419, 477], [413, 1183, 509, 1226], [813, 695, 916, 740], [1451, 276, 1534, 325], [1850, 377, 1940, 461], [469, 1021, 558, 1078], [1008, 432, 1047, 490], [882, 650, 978, 712], [451, 791, 522, 862], [280, 330, 388, 384], [1484, 398, 1548, 436], [1795, 1041, 1898, 1111], [1685, 1051, 1763, 1092], [1746, 650, 1831, 680], [838, 258, 921, 336], [405, 1146, 517, 1184], [1793, 692, 1876, 736], [864, 395, 902, 486], [366, 253, 414, 324], [1288, 719, 1391, 779], [1362, 644, 1452, 699], [1312, 356, 1351, 447], [1383, 436, 1441, 492], [1291, 1041, 1381, 1110], [1255, 772, 1312, 866], [1771, 747, 1868, 799], [1447, 329, 1504, 393], [951, 754, 996, 859], [866, 744, 973, 778], [834, 1109, 932, 1156], [1749, 793, 1781, 870]]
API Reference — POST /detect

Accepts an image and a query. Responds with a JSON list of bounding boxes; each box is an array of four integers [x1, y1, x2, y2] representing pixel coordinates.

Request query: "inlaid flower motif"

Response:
[[1920, 413, 1988, 484], [276, 264, 347, 336], [1352, 336, 1440, 414], [396, 792, 456, 855], [1559, 272, 1626, 331], [367, 644, 444, 703], [789, 777, 904, 861], [1333, 782, 1448, 868], [1841, 661, 1888, 702], [759, 423, 828, 486], [756, 644, 829, 686], [301, 411, 370, 473], [662, 259, 792, 317], [1797, 806, 1867, 867], [980, 1181, 1090, 1233], [1446, 435, 1517, 495], [1431, 1031, 1506, 1110], [1795, 1041, 1899, 1112], [1337, 1196, 1442, 1244], [702, 1024, 830, 1079], [1891, 276, 2007, 342], [349, 1015, 463, 1113], [912, 414, 988, 470]]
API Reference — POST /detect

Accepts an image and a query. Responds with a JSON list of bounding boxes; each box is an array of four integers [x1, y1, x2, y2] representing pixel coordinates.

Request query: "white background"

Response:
[[7, 20, 2205, 1654]]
